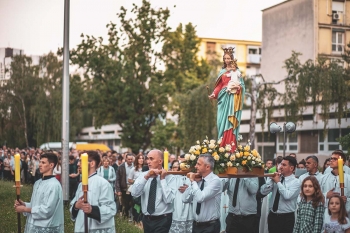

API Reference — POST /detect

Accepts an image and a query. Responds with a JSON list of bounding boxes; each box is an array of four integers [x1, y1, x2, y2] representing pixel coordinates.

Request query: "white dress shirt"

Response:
[[299, 171, 323, 184], [182, 172, 222, 222], [320, 172, 350, 216], [131, 171, 175, 216], [260, 174, 300, 213], [227, 177, 259, 215]]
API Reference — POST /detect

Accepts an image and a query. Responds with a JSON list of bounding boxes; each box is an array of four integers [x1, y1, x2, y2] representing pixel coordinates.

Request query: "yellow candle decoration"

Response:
[[15, 154, 21, 182], [164, 150, 169, 171], [338, 158, 344, 183], [81, 153, 88, 185]]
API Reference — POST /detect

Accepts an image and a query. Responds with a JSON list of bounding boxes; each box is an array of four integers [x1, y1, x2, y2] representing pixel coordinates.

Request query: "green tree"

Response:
[[150, 119, 181, 154], [71, 0, 172, 153]]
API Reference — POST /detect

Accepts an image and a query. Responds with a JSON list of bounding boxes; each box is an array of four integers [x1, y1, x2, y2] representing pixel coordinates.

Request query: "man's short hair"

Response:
[[87, 150, 101, 169], [276, 156, 283, 165], [305, 155, 319, 165], [126, 153, 135, 159], [332, 150, 346, 161], [41, 153, 58, 168], [69, 155, 75, 160], [283, 156, 297, 171], [266, 159, 273, 163], [199, 153, 214, 170]]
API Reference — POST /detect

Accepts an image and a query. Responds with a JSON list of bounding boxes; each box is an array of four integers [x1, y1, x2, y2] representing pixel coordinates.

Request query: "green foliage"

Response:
[[0, 180, 142, 233], [338, 131, 350, 155], [150, 119, 182, 154], [71, 0, 171, 153], [283, 51, 350, 129]]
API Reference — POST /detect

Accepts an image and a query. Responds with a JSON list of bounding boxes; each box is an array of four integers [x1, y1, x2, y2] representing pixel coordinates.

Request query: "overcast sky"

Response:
[[0, 0, 284, 56]]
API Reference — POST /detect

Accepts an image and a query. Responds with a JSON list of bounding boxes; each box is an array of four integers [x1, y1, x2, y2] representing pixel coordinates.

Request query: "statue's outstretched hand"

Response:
[[208, 94, 215, 99]]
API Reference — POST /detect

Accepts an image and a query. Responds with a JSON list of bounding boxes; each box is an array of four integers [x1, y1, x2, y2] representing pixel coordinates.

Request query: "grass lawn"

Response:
[[0, 180, 142, 233]]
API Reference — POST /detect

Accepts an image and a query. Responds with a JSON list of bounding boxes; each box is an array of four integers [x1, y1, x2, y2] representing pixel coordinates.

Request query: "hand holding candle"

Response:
[[164, 150, 169, 171], [15, 154, 21, 182], [81, 153, 88, 185], [338, 158, 344, 183]]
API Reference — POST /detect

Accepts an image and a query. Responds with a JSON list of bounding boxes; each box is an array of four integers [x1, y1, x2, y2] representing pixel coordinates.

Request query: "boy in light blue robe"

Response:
[[14, 153, 64, 233], [70, 150, 116, 233]]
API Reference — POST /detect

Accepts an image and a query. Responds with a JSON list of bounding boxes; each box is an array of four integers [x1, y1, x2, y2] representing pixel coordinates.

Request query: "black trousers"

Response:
[[192, 219, 220, 233], [268, 211, 295, 233], [4, 170, 11, 181], [69, 178, 78, 200], [142, 213, 172, 233], [225, 213, 258, 233], [121, 191, 132, 218]]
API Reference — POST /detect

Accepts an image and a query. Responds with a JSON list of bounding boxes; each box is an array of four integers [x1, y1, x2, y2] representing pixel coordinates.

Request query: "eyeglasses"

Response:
[[330, 157, 338, 161]]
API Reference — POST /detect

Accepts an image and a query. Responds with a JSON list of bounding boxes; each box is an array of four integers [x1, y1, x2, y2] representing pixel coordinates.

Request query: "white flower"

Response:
[[258, 163, 261, 166], [195, 145, 201, 150], [243, 156, 247, 159], [190, 155, 196, 161], [209, 143, 215, 149], [217, 137, 222, 144], [252, 157, 256, 160], [220, 163, 225, 167], [252, 161, 256, 164], [185, 154, 190, 161], [210, 139, 216, 144], [230, 155, 235, 161], [231, 141, 235, 146], [209, 149, 212, 153], [203, 139, 209, 144], [236, 163, 240, 166], [219, 147, 225, 153], [237, 134, 243, 141], [227, 161, 233, 167], [186, 165, 190, 168], [225, 153, 230, 158], [196, 140, 200, 145], [248, 139, 251, 146], [247, 156, 251, 160], [189, 146, 195, 153], [225, 145, 231, 151], [203, 145, 207, 148]]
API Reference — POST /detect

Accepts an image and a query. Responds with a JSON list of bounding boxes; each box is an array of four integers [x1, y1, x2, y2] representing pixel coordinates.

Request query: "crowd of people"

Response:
[[1, 145, 350, 233]]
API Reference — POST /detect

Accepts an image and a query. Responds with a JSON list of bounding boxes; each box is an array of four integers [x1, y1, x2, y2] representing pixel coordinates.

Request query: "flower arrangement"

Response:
[[181, 136, 264, 174]]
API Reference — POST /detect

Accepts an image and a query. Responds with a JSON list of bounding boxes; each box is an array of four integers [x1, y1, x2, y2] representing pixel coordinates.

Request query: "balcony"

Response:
[[247, 54, 261, 64]]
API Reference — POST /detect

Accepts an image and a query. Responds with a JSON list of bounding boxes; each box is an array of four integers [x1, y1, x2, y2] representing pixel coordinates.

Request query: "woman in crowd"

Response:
[[293, 176, 325, 233], [53, 155, 62, 182], [97, 156, 116, 189], [297, 159, 306, 169], [29, 154, 40, 184], [128, 153, 144, 228], [171, 160, 180, 171], [322, 158, 331, 174]]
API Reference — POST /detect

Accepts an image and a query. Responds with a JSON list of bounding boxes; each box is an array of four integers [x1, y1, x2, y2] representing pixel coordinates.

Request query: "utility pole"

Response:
[[61, 0, 70, 202]]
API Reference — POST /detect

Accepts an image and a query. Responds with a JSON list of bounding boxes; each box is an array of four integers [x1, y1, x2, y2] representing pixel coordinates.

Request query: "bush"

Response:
[[0, 180, 142, 233]]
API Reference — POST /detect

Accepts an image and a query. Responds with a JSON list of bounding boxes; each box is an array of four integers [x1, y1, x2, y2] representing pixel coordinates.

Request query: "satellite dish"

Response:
[[285, 122, 296, 133], [269, 122, 282, 133]]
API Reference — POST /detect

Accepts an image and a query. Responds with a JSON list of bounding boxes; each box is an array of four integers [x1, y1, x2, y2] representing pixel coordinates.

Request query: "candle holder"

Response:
[[83, 184, 88, 233], [340, 183, 345, 196], [13, 181, 23, 233]]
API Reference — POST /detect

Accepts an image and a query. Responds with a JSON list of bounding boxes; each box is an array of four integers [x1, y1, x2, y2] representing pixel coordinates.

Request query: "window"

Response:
[[277, 132, 298, 153], [206, 42, 216, 52], [332, 31, 344, 53], [300, 131, 318, 153]]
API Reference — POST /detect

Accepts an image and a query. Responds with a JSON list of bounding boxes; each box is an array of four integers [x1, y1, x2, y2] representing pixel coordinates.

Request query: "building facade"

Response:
[[197, 37, 261, 76], [244, 0, 350, 163]]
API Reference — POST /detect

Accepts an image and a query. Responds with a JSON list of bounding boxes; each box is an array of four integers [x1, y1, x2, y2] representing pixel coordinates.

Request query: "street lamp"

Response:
[[269, 122, 296, 157]]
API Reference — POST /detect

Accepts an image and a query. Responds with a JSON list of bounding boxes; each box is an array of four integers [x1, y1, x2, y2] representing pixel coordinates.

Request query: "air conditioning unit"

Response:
[[333, 13, 340, 20]]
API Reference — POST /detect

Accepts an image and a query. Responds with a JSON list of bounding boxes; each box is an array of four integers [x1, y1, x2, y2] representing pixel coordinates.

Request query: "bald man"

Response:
[[131, 150, 175, 233]]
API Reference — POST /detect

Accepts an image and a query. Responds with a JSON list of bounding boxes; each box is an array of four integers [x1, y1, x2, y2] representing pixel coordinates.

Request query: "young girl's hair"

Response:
[[328, 195, 348, 224], [301, 176, 324, 208]]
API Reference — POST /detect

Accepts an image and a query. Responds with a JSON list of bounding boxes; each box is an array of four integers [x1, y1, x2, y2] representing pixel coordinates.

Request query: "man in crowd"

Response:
[[116, 153, 134, 218], [69, 155, 79, 200], [299, 155, 323, 183], [132, 149, 175, 233], [168, 154, 176, 169], [14, 153, 64, 232], [225, 176, 259, 233], [264, 159, 273, 173], [70, 150, 116, 232], [268, 156, 283, 173], [323, 149, 350, 174], [183, 154, 222, 233], [4, 152, 12, 180], [320, 150, 350, 216], [260, 156, 300, 233]]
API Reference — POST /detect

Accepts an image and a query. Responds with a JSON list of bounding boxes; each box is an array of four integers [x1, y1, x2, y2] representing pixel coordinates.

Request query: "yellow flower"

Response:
[[224, 153, 230, 158], [212, 152, 218, 157], [180, 163, 187, 169], [194, 150, 200, 155], [230, 155, 235, 161], [238, 145, 243, 150], [202, 148, 208, 153], [244, 145, 250, 151], [214, 154, 220, 161], [239, 152, 243, 156], [227, 161, 233, 167], [219, 147, 225, 153], [244, 151, 250, 156], [252, 149, 258, 157], [242, 160, 247, 165]]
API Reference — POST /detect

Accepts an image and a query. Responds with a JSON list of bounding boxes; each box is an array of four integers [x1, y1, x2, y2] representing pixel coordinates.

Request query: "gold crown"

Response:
[[222, 47, 235, 55]]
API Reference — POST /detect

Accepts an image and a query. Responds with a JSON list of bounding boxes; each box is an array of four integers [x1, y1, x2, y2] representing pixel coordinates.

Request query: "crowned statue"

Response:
[[209, 47, 245, 152]]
